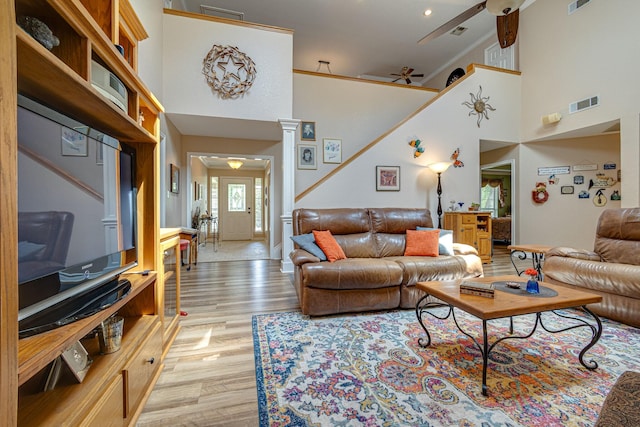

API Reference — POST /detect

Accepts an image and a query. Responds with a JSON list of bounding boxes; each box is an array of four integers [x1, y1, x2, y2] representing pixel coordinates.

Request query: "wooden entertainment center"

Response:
[[1, 0, 168, 425]]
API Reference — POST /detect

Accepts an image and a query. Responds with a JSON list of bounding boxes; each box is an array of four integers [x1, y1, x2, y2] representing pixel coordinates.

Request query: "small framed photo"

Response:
[[297, 144, 317, 169], [573, 175, 584, 185], [561, 185, 574, 194], [376, 166, 400, 191], [170, 164, 180, 194], [61, 126, 88, 156], [301, 121, 316, 141], [323, 138, 342, 164]]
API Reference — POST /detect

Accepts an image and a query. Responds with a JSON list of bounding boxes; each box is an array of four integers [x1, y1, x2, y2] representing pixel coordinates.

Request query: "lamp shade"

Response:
[[227, 160, 243, 169], [427, 161, 452, 174]]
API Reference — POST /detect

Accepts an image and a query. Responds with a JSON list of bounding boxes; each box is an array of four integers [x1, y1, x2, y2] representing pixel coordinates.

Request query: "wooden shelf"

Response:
[[15, 0, 162, 144], [18, 315, 160, 426], [18, 273, 156, 386]]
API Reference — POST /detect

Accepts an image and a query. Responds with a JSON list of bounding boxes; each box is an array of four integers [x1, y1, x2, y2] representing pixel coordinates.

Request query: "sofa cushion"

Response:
[[290, 233, 327, 261], [404, 229, 439, 256], [397, 255, 484, 287], [416, 227, 454, 255], [369, 208, 433, 233], [594, 208, 640, 265], [294, 208, 371, 235], [313, 230, 347, 262], [301, 258, 403, 290]]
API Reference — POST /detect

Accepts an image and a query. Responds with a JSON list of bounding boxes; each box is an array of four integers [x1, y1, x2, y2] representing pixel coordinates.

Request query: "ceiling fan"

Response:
[[391, 67, 424, 84], [417, 0, 525, 49]]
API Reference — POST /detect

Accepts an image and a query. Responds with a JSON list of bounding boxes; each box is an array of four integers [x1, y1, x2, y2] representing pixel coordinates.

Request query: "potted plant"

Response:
[[469, 202, 480, 211]]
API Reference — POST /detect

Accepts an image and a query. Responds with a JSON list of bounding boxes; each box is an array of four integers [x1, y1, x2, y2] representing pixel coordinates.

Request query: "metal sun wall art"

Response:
[[462, 85, 496, 127], [202, 45, 256, 99]]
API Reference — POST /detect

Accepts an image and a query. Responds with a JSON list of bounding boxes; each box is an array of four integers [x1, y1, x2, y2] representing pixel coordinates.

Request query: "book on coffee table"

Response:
[[460, 281, 495, 298]]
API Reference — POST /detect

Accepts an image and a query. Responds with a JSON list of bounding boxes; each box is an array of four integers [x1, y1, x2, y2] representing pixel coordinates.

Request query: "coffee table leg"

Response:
[[482, 320, 489, 396], [540, 306, 603, 370], [415, 294, 452, 347]]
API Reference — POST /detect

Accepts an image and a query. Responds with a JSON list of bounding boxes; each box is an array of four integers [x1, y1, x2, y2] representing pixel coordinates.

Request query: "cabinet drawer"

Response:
[[461, 215, 476, 224], [81, 375, 124, 427], [123, 322, 162, 419]]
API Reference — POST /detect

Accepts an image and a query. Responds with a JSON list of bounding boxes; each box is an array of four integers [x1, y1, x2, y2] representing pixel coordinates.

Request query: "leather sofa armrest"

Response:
[[546, 246, 601, 261], [290, 248, 321, 266], [452, 243, 479, 256]]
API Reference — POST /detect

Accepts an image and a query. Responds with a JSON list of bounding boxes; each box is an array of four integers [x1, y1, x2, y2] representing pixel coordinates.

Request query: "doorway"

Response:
[[220, 177, 253, 240], [481, 160, 515, 244], [187, 153, 274, 262]]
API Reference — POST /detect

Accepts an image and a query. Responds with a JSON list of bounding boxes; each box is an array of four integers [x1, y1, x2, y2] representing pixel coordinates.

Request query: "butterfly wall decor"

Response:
[[451, 148, 464, 167], [408, 139, 424, 158]]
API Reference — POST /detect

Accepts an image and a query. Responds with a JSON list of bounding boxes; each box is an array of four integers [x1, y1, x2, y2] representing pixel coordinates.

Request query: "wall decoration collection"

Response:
[[462, 85, 495, 128], [202, 44, 256, 99], [533, 162, 620, 205]]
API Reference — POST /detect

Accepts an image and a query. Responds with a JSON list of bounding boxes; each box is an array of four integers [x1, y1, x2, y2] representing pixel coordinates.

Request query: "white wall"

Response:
[[297, 67, 521, 221], [162, 11, 293, 122], [130, 0, 164, 100], [519, 0, 640, 205], [517, 134, 621, 249], [293, 73, 436, 196]]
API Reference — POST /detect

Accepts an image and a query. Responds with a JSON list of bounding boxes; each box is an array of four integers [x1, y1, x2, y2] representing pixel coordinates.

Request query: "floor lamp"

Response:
[[427, 161, 452, 229]]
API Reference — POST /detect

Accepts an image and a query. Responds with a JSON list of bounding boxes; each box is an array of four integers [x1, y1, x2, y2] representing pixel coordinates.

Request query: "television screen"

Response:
[[17, 95, 137, 337]]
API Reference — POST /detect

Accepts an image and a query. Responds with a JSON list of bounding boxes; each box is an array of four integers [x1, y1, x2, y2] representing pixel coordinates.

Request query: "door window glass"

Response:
[[228, 183, 246, 212]]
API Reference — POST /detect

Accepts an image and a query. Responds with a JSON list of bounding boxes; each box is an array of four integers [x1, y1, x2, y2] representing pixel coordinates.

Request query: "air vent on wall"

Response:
[[568, 0, 592, 15], [200, 5, 244, 20], [569, 95, 599, 114]]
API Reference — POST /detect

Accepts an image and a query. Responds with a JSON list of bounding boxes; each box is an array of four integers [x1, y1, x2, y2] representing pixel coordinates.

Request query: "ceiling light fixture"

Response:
[[227, 160, 243, 169], [424, 9, 432, 16]]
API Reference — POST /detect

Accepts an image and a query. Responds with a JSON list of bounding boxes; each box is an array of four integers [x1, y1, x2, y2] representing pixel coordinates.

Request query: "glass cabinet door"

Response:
[[163, 246, 177, 321]]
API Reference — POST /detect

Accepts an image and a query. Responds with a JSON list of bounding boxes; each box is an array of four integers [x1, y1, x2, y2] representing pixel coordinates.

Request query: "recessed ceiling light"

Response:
[[424, 9, 432, 16]]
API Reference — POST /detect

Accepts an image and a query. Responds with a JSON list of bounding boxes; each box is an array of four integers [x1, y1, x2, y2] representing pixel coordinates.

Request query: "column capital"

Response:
[[278, 118, 300, 132]]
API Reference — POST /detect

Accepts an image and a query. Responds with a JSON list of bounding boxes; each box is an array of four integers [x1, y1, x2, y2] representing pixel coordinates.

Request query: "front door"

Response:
[[484, 42, 515, 70], [221, 177, 253, 240]]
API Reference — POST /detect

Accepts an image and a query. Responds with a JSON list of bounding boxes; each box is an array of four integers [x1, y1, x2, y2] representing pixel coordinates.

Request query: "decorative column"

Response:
[[278, 119, 300, 273]]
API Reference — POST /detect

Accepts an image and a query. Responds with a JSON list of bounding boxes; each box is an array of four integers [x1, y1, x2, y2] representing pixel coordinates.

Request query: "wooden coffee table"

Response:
[[415, 275, 603, 395]]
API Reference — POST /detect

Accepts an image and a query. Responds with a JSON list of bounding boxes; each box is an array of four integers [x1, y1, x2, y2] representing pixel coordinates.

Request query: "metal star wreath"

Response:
[[202, 45, 257, 99], [462, 85, 496, 127]]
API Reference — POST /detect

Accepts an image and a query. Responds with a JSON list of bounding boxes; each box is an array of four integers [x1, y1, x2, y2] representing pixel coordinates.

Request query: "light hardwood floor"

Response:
[[137, 243, 519, 426]]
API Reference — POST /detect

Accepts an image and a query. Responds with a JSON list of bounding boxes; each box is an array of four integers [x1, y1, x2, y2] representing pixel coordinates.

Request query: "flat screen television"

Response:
[[17, 95, 138, 338]]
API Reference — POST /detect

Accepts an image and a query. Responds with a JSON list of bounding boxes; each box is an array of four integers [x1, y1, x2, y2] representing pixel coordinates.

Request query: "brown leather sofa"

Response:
[[290, 208, 483, 316], [543, 208, 640, 328]]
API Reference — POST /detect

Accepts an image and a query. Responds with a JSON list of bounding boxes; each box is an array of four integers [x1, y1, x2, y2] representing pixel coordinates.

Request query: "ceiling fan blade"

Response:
[[496, 8, 519, 48], [391, 73, 402, 76], [405, 78, 412, 84], [405, 68, 414, 75], [417, 1, 487, 45], [411, 74, 424, 78], [392, 77, 401, 83]]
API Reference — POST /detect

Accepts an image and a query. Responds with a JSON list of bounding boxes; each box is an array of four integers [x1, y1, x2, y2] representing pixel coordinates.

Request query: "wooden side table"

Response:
[[507, 244, 554, 280]]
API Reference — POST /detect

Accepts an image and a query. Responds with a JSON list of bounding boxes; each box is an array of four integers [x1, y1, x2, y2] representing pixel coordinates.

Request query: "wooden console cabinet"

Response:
[[443, 212, 493, 264], [1, 0, 165, 425]]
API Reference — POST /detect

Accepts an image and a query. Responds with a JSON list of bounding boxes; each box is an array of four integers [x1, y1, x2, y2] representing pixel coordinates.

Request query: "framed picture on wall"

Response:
[[323, 138, 342, 163], [301, 121, 316, 141], [297, 144, 317, 169], [170, 164, 180, 194], [376, 166, 400, 191]]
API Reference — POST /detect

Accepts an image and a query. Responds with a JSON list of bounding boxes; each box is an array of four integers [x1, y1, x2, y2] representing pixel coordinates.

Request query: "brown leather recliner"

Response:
[[543, 208, 640, 328], [290, 208, 483, 316]]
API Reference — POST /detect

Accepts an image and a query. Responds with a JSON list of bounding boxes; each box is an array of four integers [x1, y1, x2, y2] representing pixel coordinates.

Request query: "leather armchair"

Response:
[[543, 208, 640, 328]]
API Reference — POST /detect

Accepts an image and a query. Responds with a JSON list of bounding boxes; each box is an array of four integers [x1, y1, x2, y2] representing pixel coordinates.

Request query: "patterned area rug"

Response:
[[253, 308, 640, 426]]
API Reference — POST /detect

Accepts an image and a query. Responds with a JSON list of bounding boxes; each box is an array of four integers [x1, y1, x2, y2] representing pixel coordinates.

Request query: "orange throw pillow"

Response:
[[404, 229, 440, 257], [312, 230, 347, 262]]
